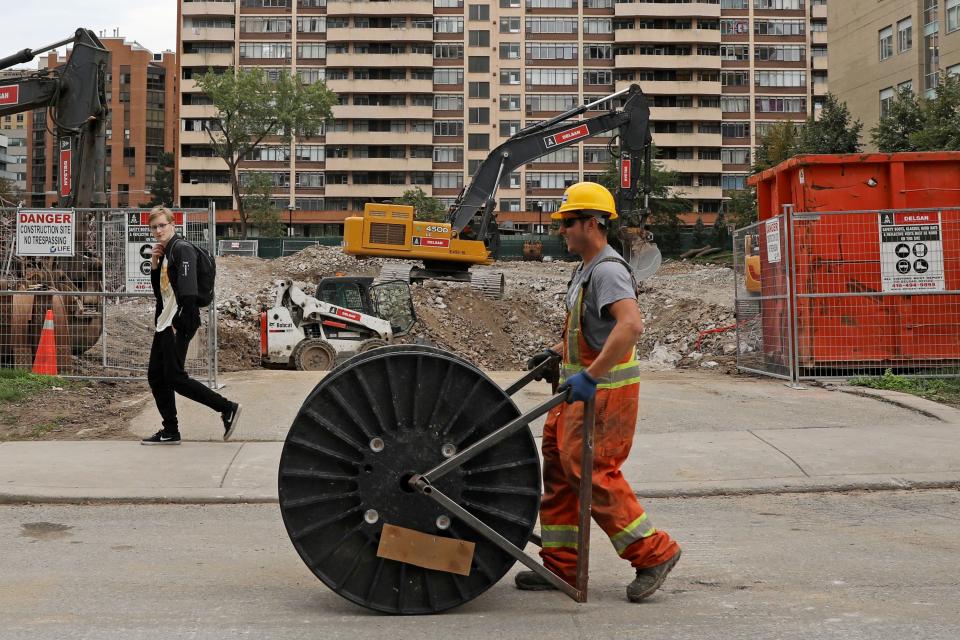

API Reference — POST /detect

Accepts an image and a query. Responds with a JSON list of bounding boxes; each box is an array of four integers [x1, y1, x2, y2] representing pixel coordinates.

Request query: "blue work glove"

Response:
[[559, 370, 597, 404]]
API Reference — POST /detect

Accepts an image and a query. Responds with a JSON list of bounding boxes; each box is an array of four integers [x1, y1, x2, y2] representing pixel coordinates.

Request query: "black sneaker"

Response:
[[141, 430, 181, 445], [222, 402, 242, 441], [626, 548, 681, 602]]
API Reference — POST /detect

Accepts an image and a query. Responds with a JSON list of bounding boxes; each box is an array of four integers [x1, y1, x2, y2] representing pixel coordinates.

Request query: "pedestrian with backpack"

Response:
[[141, 206, 241, 445]]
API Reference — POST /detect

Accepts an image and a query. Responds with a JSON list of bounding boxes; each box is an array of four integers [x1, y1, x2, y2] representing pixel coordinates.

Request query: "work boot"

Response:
[[141, 429, 181, 445], [222, 402, 242, 441], [514, 570, 561, 591], [626, 549, 681, 602]]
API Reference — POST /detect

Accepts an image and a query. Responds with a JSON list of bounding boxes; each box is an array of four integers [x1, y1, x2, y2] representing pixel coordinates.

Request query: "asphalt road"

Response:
[[3, 491, 959, 639]]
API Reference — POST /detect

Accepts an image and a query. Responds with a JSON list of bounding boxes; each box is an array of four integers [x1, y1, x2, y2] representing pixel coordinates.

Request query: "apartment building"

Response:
[[719, 0, 828, 195], [830, 0, 960, 145], [177, 0, 826, 235], [26, 34, 177, 208]]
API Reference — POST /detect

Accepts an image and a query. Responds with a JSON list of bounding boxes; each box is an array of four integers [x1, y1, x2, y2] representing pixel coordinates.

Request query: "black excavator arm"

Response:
[[0, 29, 109, 208], [446, 83, 653, 244]]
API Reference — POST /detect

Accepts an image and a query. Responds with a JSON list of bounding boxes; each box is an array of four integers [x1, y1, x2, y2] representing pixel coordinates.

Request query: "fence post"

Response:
[[208, 202, 219, 389], [100, 209, 108, 368], [782, 204, 804, 388]]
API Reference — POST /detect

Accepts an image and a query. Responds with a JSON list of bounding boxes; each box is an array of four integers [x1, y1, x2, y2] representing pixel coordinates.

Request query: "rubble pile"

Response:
[[212, 246, 737, 372]]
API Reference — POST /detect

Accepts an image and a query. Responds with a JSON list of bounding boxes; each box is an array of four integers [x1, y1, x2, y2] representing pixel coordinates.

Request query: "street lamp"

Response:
[[288, 205, 296, 237]]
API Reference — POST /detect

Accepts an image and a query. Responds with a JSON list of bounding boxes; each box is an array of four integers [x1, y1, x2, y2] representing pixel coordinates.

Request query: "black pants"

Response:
[[148, 327, 229, 433]]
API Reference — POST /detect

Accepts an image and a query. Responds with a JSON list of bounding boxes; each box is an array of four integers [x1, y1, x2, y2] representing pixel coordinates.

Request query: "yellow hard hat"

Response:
[[550, 181, 618, 221]]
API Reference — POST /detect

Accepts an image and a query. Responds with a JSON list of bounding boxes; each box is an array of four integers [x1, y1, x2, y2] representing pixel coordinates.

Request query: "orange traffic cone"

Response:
[[32, 309, 58, 376]]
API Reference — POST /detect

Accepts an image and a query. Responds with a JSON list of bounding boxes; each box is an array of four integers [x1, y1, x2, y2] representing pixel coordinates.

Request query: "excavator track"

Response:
[[374, 262, 414, 284], [470, 271, 506, 300]]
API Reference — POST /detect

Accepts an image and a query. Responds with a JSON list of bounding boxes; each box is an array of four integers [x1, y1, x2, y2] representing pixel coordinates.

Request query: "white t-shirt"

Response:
[[155, 257, 179, 332]]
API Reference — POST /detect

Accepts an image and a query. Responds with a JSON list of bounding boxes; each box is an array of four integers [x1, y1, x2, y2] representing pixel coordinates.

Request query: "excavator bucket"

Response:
[[620, 228, 662, 281]]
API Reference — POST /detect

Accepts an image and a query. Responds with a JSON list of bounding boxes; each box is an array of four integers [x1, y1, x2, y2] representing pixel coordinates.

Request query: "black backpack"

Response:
[[174, 237, 217, 307]]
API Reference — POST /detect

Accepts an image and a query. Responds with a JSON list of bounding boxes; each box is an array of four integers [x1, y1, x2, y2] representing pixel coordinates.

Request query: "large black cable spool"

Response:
[[279, 347, 541, 614]]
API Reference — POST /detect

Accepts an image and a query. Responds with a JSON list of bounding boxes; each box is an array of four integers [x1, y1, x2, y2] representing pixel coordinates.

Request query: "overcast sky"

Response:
[[7, 1, 177, 67]]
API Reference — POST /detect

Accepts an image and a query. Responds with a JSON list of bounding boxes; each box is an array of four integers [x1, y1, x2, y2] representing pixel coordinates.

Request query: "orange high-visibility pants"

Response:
[[539, 383, 679, 581]]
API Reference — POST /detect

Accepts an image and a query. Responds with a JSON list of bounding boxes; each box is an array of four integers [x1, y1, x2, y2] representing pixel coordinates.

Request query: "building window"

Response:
[[879, 87, 895, 118], [433, 146, 463, 163], [433, 171, 464, 189], [468, 30, 490, 47], [468, 4, 490, 20], [500, 120, 521, 137], [500, 17, 521, 33], [469, 82, 490, 98], [468, 133, 489, 150], [500, 42, 521, 59], [950, 0, 960, 32], [468, 56, 490, 72], [434, 94, 464, 111], [468, 107, 490, 124], [898, 18, 913, 52], [500, 69, 521, 85], [879, 26, 894, 61], [721, 97, 750, 112], [434, 17, 464, 33], [721, 148, 750, 165], [500, 94, 521, 111], [434, 120, 464, 137]]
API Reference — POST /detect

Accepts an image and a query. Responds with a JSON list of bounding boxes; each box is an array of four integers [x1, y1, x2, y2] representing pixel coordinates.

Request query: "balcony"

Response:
[[615, 2, 720, 18], [325, 183, 426, 198], [327, 0, 433, 16], [616, 54, 720, 70], [331, 104, 433, 120], [325, 131, 433, 145], [676, 185, 723, 200], [181, 27, 236, 42], [180, 52, 234, 68], [180, 78, 198, 93], [325, 157, 432, 171], [179, 130, 215, 145], [659, 159, 723, 173], [811, 3, 827, 19], [650, 106, 721, 121], [326, 52, 433, 68], [653, 132, 722, 148], [633, 80, 720, 95], [812, 56, 828, 70], [326, 78, 433, 94], [179, 104, 219, 119], [811, 31, 828, 45], [182, 1, 235, 16], [615, 28, 720, 45], [179, 157, 228, 171], [326, 27, 433, 42], [813, 81, 829, 95], [178, 182, 233, 197]]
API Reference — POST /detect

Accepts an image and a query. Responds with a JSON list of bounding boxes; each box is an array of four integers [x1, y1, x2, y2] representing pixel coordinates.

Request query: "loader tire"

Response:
[[356, 338, 388, 353], [291, 338, 336, 371]]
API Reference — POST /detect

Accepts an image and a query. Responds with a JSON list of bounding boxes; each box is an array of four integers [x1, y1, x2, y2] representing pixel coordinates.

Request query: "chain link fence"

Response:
[[0, 206, 218, 385], [735, 207, 960, 382]]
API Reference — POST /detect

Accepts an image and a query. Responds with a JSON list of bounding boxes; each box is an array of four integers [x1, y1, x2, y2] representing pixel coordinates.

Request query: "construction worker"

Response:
[[517, 181, 681, 602]]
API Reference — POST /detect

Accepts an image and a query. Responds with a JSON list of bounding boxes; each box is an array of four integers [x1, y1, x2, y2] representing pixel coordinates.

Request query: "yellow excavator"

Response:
[[342, 84, 662, 298]]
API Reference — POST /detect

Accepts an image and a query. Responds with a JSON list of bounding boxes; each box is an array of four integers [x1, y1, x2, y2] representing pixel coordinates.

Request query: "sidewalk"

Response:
[[1, 369, 958, 503]]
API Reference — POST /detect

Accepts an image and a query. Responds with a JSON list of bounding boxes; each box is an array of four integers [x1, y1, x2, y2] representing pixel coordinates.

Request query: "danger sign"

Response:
[[0, 85, 18, 106], [765, 218, 781, 264], [16, 209, 75, 256], [879, 211, 944, 292]]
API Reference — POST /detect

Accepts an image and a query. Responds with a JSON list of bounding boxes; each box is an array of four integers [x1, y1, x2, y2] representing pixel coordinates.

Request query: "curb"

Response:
[[832, 385, 950, 422], [4, 475, 959, 505]]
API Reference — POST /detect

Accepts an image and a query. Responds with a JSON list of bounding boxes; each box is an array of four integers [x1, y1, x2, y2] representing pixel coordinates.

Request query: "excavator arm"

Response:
[[0, 29, 109, 208], [447, 84, 653, 245]]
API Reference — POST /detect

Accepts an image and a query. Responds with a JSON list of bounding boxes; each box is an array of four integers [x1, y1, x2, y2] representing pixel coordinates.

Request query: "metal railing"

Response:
[[735, 206, 960, 382]]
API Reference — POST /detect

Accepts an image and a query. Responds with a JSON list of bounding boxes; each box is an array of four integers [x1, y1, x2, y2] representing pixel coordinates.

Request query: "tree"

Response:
[[794, 93, 863, 156], [395, 187, 447, 222], [712, 210, 731, 251], [871, 73, 960, 152], [142, 152, 174, 207], [0, 177, 23, 207], [753, 121, 799, 173], [725, 189, 758, 229], [242, 172, 284, 237], [690, 216, 707, 248], [598, 148, 692, 256], [195, 67, 336, 238], [870, 87, 924, 152]]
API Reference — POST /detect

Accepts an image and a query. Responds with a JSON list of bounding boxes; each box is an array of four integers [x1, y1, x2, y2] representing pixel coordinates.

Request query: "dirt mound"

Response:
[[213, 247, 737, 372]]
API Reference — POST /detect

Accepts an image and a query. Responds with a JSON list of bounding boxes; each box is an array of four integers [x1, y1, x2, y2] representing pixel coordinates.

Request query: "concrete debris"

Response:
[[212, 244, 737, 373]]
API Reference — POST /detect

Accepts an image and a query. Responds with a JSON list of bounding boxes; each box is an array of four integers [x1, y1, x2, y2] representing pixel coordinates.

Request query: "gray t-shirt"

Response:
[[564, 245, 637, 352]]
